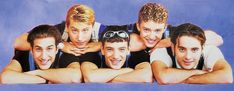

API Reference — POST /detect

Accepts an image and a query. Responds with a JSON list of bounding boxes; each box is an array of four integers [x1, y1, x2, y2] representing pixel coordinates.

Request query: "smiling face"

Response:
[[101, 42, 129, 69], [67, 20, 93, 48], [32, 37, 58, 70], [175, 36, 203, 69], [137, 20, 166, 48]]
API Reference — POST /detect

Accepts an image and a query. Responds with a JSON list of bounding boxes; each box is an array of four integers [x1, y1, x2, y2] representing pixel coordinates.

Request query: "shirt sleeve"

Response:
[[150, 48, 173, 67], [203, 45, 225, 71]]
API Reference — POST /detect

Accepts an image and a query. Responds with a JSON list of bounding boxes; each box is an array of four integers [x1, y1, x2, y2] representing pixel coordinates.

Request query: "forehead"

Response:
[[69, 20, 92, 29], [33, 37, 56, 48], [139, 20, 166, 29], [104, 42, 128, 48], [177, 36, 201, 48]]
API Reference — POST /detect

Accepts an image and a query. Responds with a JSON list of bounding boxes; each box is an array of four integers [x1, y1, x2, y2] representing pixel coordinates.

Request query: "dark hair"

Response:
[[100, 28, 130, 47], [27, 25, 62, 47], [171, 23, 206, 46]]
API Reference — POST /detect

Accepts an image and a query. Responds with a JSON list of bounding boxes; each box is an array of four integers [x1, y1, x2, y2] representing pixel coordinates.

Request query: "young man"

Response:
[[0, 25, 81, 84], [151, 23, 233, 84], [81, 29, 152, 83], [14, 4, 106, 56]]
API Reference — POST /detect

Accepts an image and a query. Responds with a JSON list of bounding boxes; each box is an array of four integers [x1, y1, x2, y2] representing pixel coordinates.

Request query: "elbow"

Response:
[[83, 74, 96, 83], [223, 73, 233, 84], [141, 72, 153, 83], [0, 71, 10, 84], [154, 73, 171, 85], [71, 69, 82, 83]]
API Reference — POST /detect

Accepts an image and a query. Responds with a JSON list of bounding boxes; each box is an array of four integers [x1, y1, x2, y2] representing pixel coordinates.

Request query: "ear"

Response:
[[136, 22, 141, 32], [127, 46, 130, 55], [101, 46, 105, 55]]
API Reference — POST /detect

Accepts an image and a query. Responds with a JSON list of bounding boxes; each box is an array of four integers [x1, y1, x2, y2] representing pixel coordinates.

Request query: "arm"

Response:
[[151, 61, 207, 85], [14, 33, 31, 50], [25, 62, 82, 83], [185, 59, 233, 84], [0, 60, 46, 84], [204, 30, 223, 46], [129, 33, 146, 52], [111, 62, 153, 83], [81, 62, 133, 83]]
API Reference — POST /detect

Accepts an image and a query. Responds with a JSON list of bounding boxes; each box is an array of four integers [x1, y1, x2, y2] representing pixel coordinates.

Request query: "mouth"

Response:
[[40, 59, 49, 65], [111, 60, 121, 65], [146, 39, 156, 44], [183, 60, 194, 66]]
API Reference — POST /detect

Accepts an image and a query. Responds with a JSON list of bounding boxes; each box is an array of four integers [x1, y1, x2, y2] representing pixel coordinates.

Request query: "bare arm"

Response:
[[185, 59, 233, 84], [204, 30, 223, 46], [111, 62, 153, 83], [129, 33, 146, 52], [151, 61, 207, 85], [0, 60, 46, 84], [25, 62, 82, 83], [81, 62, 133, 83], [14, 33, 31, 50]]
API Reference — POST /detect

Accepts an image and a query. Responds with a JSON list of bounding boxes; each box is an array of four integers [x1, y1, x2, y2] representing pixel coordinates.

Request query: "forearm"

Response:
[[33, 68, 82, 83], [156, 68, 203, 84], [111, 68, 153, 83], [185, 69, 233, 84], [14, 33, 31, 50], [83, 68, 133, 83], [0, 70, 45, 84]]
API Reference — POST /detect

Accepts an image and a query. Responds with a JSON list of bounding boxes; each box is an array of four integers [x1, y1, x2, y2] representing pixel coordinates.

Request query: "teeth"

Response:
[[112, 60, 120, 65], [41, 60, 49, 65]]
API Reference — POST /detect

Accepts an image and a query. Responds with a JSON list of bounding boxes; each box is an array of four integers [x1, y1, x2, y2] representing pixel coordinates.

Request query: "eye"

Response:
[[106, 48, 112, 52], [119, 48, 126, 52], [178, 47, 185, 53], [191, 48, 199, 53], [143, 28, 150, 33], [47, 47, 54, 51], [82, 28, 89, 32], [35, 47, 42, 52], [155, 29, 162, 33], [71, 28, 78, 34]]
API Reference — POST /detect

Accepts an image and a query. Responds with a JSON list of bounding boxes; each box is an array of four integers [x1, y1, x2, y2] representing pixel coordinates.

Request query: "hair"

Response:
[[27, 25, 62, 47], [138, 3, 168, 24], [100, 28, 130, 47], [171, 23, 206, 46], [66, 4, 95, 27]]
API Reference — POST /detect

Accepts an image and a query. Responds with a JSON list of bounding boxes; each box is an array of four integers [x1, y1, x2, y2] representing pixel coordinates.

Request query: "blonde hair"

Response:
[[66, 4, 95, 27], [138, 3, 168, 24]]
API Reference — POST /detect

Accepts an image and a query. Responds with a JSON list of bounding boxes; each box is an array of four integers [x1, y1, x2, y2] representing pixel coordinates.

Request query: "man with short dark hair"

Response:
[[81, 29, 152, 83], [0, 25, 82, 84], [151, 23, 233, 84]]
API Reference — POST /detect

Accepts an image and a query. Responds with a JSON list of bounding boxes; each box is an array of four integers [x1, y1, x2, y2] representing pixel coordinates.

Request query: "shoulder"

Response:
[[150, 48, 172, 67]]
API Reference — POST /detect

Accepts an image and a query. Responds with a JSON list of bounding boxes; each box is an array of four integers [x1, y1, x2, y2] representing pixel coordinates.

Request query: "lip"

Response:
[[146, 39, 156, 44], [111, 60, 121, 65], [183, 60, 194, 66], [41, 60, 49, 65]]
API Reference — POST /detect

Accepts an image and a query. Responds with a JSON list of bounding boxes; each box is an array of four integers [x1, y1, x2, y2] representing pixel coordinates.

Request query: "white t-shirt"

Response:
[[150, 45, 225, 71]]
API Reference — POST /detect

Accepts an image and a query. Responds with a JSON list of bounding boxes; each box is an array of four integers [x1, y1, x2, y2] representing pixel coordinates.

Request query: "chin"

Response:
[[39, 65, 51, 70]]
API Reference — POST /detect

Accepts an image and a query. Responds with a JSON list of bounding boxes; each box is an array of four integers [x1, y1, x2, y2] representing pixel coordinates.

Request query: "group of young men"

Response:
[[0, 3, 232, 84]]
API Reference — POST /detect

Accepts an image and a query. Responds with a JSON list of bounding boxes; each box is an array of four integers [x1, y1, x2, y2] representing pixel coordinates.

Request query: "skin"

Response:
[[101, 42, 130, 69], [32, 37, 58, 69]]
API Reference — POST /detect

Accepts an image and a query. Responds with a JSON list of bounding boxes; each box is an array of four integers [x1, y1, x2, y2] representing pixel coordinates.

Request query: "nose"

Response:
[[148, 31, 157, 40], [185, 51, 192, 60], [41, 51, 48, 61], [112, 50, 120, 60], [77, 32, 84, 42]]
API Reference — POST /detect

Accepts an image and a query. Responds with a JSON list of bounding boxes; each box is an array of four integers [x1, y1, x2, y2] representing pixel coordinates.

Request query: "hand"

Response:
[[84, 42, 101, 53], [150, 38, 172, 54], [62, 42, 85, 56]]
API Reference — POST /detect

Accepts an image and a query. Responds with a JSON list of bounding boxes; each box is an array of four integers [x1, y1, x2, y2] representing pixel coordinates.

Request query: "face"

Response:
[[32, 37, 58, 70], [175, 36, 203, 69], [67, 20, 93, 48], [101, 42, 130, 69], [137, 20, 166, 48]]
